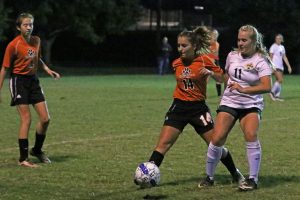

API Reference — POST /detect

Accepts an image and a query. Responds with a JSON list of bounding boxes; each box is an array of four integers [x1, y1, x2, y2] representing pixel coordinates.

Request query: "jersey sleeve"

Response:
[[202, 55, 223, 74], [2, 43, 15, 69], [269, 44, 275, 54], [172, 58, 181, 71], [256, 58, 273, 78]]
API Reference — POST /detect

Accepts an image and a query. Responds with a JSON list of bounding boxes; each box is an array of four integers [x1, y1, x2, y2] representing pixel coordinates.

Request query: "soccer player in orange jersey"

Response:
[[206, 27, 223, 97], [210, 28, 223, 97], [137, 26, 245, 184], [0, 13, 60, 168]]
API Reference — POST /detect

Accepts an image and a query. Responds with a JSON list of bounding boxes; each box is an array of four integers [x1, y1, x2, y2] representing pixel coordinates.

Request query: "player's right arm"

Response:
[[269, 44, 275, 60], [0, 67, 8, 103], [0, 43, 15, 102]]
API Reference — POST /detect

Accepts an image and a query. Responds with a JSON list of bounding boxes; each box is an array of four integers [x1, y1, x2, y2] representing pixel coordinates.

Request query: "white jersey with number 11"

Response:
[[220, 51, 273, 110]]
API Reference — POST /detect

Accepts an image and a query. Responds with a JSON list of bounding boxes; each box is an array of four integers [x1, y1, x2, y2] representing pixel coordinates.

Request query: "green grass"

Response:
[[0, 74, 299, 200]]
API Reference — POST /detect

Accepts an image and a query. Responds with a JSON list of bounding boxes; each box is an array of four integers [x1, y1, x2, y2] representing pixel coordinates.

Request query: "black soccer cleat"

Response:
[[232, 169, 245, 184], [239, 178, 258, 191], [198, 175, 214, 188], [30, 148, 51, 164]]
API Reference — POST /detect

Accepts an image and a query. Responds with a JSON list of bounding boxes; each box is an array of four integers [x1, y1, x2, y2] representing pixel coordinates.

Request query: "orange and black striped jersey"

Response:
[[2, 35, 41, 75], [172, 55, 223, 101]]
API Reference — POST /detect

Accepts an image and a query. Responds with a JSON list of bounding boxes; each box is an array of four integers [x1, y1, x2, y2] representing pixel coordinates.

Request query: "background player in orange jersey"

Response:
[[138, 26, 245, 184], [0, 13, 60, 168], [208, 28, 223, 97]]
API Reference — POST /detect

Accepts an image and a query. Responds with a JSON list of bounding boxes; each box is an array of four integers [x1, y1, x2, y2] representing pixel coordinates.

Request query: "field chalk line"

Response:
[[0, 116, 291, 153], [0, 133, 141, 153]]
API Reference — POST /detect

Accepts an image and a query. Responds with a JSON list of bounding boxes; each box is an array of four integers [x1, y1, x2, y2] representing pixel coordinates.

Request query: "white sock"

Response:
[[275, 82, 281, 97], [246, 140, 261, 183], [271, 81, 281, 97], [206, 142, 222, 179]]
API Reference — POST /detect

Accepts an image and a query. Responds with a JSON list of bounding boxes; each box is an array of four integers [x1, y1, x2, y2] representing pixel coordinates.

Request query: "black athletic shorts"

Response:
[[9, 74, 45, 106], [163, 98, 214, 135], [217, 105, 262, 121]]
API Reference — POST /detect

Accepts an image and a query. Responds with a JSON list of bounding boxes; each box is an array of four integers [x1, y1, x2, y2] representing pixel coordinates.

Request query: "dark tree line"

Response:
[[0, 0, 141, 63], [1, 0, 300, 70]]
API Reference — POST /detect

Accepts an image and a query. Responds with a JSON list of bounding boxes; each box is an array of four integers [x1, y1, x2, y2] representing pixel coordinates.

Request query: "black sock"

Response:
[[216, 83, 221, 96], [220, 151, 237, 177], [149, 150, 164, 167], [18, 139, 29, 162], [33, 132, 46, 154]]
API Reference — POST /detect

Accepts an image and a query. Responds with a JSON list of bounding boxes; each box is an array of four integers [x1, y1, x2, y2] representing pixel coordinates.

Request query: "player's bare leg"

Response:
[[149, 126, 181, 167], [30, 101, 51, 163], [16, 105, 38, 168]]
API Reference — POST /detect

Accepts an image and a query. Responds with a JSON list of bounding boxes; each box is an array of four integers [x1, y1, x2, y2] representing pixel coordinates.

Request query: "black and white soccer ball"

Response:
[[134, 162, 160, 188]]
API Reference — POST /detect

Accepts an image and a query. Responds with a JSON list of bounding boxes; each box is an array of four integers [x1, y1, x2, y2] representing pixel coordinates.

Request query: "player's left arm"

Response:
[[283, 54, 292, 74], [39, 58, 61, 80], [0, 67, 9, 103], [228, 75, 271, 94]]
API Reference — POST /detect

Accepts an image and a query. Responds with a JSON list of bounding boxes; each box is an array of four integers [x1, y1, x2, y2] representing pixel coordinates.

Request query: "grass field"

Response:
[[0, 74, 300, 200]]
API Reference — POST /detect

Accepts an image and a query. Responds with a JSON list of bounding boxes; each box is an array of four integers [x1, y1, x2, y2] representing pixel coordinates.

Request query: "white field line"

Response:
[[0, 117, 291, 153], [0, 133, 141, 153]]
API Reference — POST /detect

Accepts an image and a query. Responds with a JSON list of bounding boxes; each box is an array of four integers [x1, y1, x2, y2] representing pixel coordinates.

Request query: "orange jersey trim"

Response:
[[2, 35, 41, 75], [172, 55, 223, 101]]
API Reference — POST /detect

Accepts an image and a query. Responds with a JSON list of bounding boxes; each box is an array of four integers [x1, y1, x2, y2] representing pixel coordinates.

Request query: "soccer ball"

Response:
[[134, 162, 160, 188]]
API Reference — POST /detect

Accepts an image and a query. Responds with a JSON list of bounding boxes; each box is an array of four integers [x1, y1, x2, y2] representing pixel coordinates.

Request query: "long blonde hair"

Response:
[[239, 25, 276, 69]]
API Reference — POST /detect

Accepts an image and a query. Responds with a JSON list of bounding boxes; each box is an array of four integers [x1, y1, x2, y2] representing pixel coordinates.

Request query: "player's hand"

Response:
[[199, 68, 214, 76], [288, 67, 292, 74], [228, 82, 244, 93], [51, 71, 61, 80], [48, 70, 61, 80]]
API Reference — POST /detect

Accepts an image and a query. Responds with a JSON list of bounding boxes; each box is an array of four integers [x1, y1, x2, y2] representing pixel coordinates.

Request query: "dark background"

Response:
[[1, 0, 300, 74]]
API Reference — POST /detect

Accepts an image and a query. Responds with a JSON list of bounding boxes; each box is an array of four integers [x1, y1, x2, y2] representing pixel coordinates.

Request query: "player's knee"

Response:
[[40, 117, 50, 126], [211, 133, 226, 146], [21, 118, 31, 127], [244, 131, 257, 142], [20, 113, 31, 126]]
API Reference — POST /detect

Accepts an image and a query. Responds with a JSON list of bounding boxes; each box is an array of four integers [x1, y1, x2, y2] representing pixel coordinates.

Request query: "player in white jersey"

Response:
[[198, 25, 273, 191], [269, 34, 292, 101], [220, 52, 272, 110]]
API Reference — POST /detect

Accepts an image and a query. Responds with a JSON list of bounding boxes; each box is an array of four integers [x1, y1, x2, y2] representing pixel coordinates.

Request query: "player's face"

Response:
[[237, 30, 256, 57], [18, 17, 34, 38], [275, 35, 283, 44], [177, 36, 195, 61]]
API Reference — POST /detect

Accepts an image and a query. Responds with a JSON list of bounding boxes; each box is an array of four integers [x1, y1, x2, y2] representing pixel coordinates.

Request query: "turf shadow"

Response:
[[259, 174, 300, 188], [143, 194, 168, 199], [159, 174, 234, 187]]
